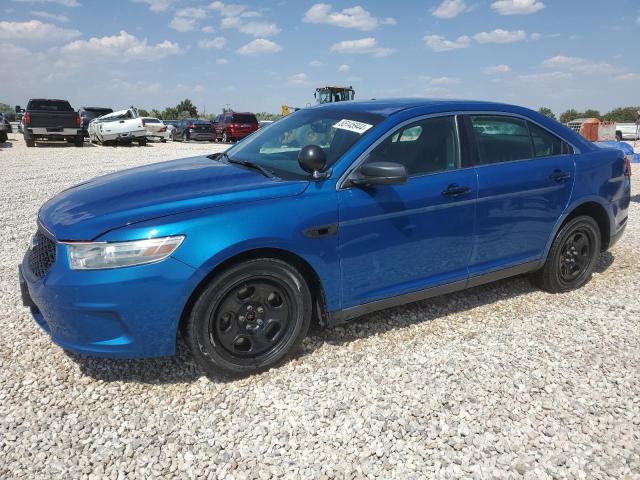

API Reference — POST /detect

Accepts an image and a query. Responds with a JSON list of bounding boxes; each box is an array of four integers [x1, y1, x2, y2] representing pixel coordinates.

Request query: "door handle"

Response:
[[441, 184, 471, 197], [119, 120, 125, 123], [549, 170, 571, 182]]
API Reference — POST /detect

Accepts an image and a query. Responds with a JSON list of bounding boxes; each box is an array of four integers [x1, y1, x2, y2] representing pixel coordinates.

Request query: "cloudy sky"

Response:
[[1, 0, 639, 115]]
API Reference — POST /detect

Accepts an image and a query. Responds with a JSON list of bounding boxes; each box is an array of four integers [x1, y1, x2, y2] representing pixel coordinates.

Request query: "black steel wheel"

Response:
[[532, 215, 600, 293], [184, 258, 312, 376]]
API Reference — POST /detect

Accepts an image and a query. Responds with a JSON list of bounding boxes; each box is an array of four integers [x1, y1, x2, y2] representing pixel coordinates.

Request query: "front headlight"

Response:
[[67, 236, 185, 270]]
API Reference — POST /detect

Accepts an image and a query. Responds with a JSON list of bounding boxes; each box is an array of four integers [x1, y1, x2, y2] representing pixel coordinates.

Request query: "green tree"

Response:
[[559, 109, 581, 123], [137, 108, 150, 117], [150, 109, 162, 119], [602, 106, 640, 123], [538, 107, 556, 120], [583, 109, 601, 119], [0, 102, 16, 121], [174, 99, 198, 118]]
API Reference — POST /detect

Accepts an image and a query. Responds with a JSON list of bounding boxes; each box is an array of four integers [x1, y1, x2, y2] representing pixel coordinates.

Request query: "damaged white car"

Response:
[[88, 108, 147, 146]]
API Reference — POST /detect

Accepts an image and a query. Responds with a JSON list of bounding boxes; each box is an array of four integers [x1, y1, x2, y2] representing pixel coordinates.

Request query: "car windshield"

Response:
[[226, 108, 383, 180]]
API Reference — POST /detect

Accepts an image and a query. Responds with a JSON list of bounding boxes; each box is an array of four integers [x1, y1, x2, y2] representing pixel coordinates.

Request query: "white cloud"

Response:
[[491, 0, 545, 15], [615, 72, 640, 81], [215, 58, 229, 64], [518, 71, 572, 82], [542, 55, 613, 74], [176, 7, 208, 18], [61, 30, 180, 60], [338, 64, 350, 71], [420, 75, 460, 85], [287, 72, 309, 85], [432, 0, 469, 19], [221, 17, 280, 37], [201, 26, 215, 33], [329, 37, 395, 56], [197, 36, 226, 49], [309, 60, 325, 67], [474, 29, 526, 43], [30, 10, 69, 22], [484, 64, 512, 74], [169, 17, 196, 32], [236, 38, 282, 55], [14, 0, 79, 6], [208, 1, 259, 18], [530, 32, 541, 40], [0, 20, 80, 43], [132, 0, 174, 12], [424, 34, 471, 52], [303, 3, 395, 31]]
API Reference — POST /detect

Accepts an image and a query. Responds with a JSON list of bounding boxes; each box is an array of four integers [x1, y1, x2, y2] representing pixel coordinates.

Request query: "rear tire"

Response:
[[25, 137, 35, 147], [137, 137, 147, 146], [184, 258, 312, 376], [222, 131, 229, 143], [182, 132, 188, 142], [532, 215, 601, 293], [74, 135, 83, 147], [0, 131, 7, 143]]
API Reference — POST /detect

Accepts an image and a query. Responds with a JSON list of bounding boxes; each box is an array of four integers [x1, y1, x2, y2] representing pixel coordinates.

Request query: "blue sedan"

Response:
[[20, 99, 631, 375]]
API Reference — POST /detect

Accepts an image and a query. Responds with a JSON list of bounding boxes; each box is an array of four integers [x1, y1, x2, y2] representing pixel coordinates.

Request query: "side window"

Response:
[[471, 115, 533, 165], [528, 122, 566, 157], [366, 116, 459, 176]]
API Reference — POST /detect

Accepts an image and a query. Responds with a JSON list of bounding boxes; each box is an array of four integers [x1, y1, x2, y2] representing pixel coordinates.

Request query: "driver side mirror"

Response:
[[298, 144, 328, 178], [350, 162, 408, 187]]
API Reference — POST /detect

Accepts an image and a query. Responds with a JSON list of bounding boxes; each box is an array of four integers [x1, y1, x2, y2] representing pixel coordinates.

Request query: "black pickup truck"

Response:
[[18, 99, 83, 147]]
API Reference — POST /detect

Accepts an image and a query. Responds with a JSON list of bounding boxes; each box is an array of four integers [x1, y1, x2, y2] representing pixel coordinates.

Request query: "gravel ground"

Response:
[[1, 133, 639, 479]]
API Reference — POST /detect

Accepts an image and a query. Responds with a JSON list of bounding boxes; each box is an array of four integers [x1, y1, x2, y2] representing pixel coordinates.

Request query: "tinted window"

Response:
[[366, 116, 459, 176], [528, 122, 571, 157], [82, 108, 112, 119], [142, 117, 161, 124], [471, 116, 533, 165], [232, 113, 258, 124], [28, 100, 73, 112]]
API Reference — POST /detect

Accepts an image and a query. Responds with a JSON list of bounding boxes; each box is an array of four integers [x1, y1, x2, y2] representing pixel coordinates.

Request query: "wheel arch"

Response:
[[555, 199, 612, 253], [178, 247, 329, 336]]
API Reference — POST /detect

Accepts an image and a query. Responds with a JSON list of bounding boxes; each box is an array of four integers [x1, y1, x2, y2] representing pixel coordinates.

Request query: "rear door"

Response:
[[467, 114, 576, 275]]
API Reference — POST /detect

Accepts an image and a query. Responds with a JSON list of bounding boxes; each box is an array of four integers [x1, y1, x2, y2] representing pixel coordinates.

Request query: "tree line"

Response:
[[136, 99, 280, 121], [538, 106, 640, 124]]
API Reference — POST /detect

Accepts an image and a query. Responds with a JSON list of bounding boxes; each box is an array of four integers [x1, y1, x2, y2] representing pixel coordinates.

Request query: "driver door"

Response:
[[338, 115, 477, 308]]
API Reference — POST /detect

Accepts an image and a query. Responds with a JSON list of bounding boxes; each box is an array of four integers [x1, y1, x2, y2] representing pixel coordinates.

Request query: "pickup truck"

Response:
[[18, 99, 83, 147], [88, 108, 147, 146]]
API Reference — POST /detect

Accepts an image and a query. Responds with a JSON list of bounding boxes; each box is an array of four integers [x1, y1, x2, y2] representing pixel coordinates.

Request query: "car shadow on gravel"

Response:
[[631, 194, 640, 204], [0, 140, 13, 149], [68, 253, 616, 385], [68, 338, 232, 385]]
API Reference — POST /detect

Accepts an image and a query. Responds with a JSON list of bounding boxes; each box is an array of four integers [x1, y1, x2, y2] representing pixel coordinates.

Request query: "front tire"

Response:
[[184, 258, 312, 376], [533, 215, 601, 293]]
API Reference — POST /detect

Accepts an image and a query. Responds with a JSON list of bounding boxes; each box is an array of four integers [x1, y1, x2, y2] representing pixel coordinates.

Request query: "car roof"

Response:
[[312, 98, 530, 117]]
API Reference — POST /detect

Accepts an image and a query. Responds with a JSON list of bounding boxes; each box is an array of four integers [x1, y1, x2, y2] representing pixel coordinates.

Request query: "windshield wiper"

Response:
[[225, 156, 278, 179]]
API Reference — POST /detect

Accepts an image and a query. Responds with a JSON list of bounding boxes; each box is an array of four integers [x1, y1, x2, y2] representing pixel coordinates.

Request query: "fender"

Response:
[[543, 195, 615, 259]]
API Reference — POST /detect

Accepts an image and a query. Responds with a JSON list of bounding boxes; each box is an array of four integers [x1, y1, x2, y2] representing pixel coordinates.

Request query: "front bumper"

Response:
[[20, 243, 197, 358]]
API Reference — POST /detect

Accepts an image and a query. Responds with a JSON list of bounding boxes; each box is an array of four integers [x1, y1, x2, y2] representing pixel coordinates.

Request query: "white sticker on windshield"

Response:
[[333, 119, 373, 134]]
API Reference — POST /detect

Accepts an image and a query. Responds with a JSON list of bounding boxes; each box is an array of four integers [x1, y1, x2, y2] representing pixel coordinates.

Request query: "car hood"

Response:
[[38, 155, 309, 240]]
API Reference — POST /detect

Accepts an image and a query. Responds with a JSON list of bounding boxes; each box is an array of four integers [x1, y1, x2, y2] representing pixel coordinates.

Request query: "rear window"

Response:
[[232, 114, 258, 124], [142, 118, 161, 124], [28, 100, 73, 112]]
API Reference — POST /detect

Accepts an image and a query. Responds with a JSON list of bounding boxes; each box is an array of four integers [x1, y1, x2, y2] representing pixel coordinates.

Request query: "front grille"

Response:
[[28, 229, 56, 278]]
